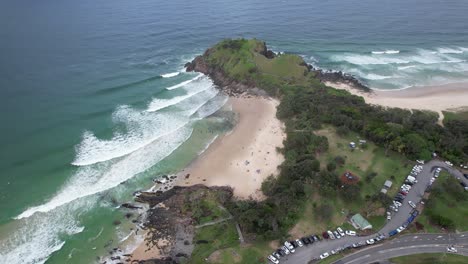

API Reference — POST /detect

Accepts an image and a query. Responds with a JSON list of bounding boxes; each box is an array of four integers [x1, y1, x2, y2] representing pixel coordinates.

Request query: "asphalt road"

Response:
[[280, 160, 467, 264], [334, 232, 468, 264]]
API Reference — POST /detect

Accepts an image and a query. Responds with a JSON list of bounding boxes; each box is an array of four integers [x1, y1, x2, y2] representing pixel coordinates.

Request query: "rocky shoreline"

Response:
[[184, 40, 370, 95]]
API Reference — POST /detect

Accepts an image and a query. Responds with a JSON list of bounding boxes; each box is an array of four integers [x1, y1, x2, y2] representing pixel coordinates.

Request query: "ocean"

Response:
[[0, 0, 467, 263]]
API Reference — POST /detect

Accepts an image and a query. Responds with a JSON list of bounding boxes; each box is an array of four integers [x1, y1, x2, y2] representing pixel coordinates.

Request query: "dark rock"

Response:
[[121, 203, 142, 209]]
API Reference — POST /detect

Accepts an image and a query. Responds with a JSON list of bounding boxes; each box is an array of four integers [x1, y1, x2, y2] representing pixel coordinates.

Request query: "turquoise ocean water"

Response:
[[0, 0, 468, 263]]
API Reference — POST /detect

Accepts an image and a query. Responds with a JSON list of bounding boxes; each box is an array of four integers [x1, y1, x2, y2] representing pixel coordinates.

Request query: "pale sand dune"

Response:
[[326, 81, 468, 123], [176, 96, 286, 200]]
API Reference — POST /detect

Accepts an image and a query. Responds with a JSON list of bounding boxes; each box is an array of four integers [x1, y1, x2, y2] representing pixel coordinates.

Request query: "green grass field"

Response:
[[390, 253, 468, 264], [188, 220, 273, 264]]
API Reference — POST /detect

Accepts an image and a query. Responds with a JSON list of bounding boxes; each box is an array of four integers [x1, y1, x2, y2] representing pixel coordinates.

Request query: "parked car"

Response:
[[345, 230, 356, 236], [337, 227, 345, 237], [301, 237, 310, 245], [352, 243, 361, 248], [460, 181, 468, 191], [396, 226, 405, 233], [366, 239, 375, 245], [284, 241, 295, 253], [273, 251, 281, 259], [290, 240, 298, 248], [295, 239, 304, 247], [322, 231, 329, 239], [333, 231, 341, 239], [281, 246, 290, 255], [276, 249, 286, 257], [408, 201, 416, 208], [268, 255, 279, 264], [463, 174, 468, 180], [387, 214, 391, 220], [389, 230, 398, 236], [412, 209, 420, 217], [328, 230, 335, 239], [319, 252, 330, 259], [313, 235, 321, 241], [330, 249, 337, 255]]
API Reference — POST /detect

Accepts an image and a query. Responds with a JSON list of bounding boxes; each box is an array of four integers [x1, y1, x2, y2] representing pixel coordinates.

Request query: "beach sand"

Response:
[[177, 96, 286, 200], [326, 81, 468, 123]]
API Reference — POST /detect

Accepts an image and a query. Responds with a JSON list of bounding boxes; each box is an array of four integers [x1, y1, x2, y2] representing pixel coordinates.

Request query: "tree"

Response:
[[340, 185, 361, 202]]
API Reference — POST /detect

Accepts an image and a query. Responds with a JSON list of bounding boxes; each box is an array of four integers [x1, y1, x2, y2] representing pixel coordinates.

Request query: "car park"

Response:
[[295, 239, 303, 247], [408, 201, 416, 208], [337, 227, 345, 237], [268, 255, 279, 264], [345, 230, 356, 236], [320, 252, 330, 259], [366, 239, 375, 245]]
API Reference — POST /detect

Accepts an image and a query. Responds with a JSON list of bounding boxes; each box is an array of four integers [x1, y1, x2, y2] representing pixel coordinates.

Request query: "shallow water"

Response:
[[0, 0, 467, 263]]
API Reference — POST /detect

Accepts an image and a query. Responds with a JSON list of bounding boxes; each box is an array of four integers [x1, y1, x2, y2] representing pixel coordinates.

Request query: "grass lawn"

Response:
[[416, 172, 468, 232], [289, 126, 411, 238], [390, 253, 468, 264], [188, 220, 273, 264]]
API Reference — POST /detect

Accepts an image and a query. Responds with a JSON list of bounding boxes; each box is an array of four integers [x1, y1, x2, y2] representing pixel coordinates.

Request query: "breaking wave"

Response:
[[371, 50, 400, 54], [166, 74, 203, 90], [161, 72, 180, 78]]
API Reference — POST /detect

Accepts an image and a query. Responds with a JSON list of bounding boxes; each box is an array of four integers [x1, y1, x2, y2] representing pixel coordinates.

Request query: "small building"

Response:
[[349, 142, 356, 148], [380, 188, 388, 194], [384, 180, 393, 189], [350, 214, 373, 230], [359, 140, 367, 144]]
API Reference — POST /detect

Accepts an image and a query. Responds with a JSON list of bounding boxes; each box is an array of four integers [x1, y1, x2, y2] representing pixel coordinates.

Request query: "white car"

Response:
[[333, 231, 341, 239], [416, 160, 425, 164], [445, 161, 453, 166], [320, 252, 330, 259], [330, 249, 337, 255], [268, 255, 279, 264], [281, 246, 290, 255], [328, 230, 335, 239], [284, 241, 295, 253], [408, 201, 416, 208], [337, 227, 345, 237], [345, 230, 356, 236], [366, 239, 375, 245], [295, 239, 303, 247], [396, 226, 405, 233], [447, 246, 458, 253], [387, 215, 391, 220]]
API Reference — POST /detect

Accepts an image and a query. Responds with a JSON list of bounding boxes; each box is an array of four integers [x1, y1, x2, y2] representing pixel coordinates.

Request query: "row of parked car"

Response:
[[317, 233, 386, 260], [388, 209, 419, 237], [267, 227, 357, 263], [388, 164, 422, 215]]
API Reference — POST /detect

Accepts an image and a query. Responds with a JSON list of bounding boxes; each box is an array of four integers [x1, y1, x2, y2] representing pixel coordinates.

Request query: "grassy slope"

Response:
[[188, 220, 272, 264], [390, 253, 468, 264]]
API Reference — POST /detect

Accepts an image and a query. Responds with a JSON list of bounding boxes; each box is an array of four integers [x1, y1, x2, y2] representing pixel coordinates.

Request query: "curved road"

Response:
[[281, 160, 467, 264], [334, 232, 468, 264]]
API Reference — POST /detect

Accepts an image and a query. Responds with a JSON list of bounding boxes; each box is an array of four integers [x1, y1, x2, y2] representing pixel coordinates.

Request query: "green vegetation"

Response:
[[418, 172, 468, 231], [191, 38, 468, 256], [180, 188, 231, 225], [188, 220, 272, 264], [390, 253, 468, 264]]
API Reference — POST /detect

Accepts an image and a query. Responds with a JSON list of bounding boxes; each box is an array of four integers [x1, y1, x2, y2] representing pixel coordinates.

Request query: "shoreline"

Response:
[[175, 96, 285, 200], [325, 81, 468, 123], [129, 95, 286, 261]]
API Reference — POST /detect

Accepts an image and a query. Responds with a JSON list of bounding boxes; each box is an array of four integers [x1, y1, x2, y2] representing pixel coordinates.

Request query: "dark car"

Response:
[[389, 230, 398, 236], [395, 197, 404, 202], [399, 191, 408, 195], [290, 240, 298, 248], [273, 251, 281, 259], [411, 210, 420, 217], [301, 237, 310, 245], [460, 181, 468, 189], [322, 232, 330, 239], [277, 249, 286, 257], [404, 180, 415, 186]]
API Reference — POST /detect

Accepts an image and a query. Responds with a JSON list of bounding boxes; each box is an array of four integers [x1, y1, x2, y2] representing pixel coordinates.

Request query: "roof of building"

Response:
[[350, 214, 373, 230], [384, 180, 393, 188]]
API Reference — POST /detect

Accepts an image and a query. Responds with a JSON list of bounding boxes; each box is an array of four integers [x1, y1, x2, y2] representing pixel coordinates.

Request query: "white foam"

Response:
[[161, 72, 180, 78], [437, 47, 464, 54], [17, 126, 193, 219], [398, 65, 417, 70], [333, 54, 409, 65], [72, 77, 215, 167], [372, 50, 400, 54], [363, 73, 393, 80], [1, 205, 85, 264], [166, 74, 203, 90]]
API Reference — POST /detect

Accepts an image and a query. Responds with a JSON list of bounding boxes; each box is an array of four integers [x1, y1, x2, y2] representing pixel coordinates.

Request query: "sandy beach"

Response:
[[326, 81, 468, 123], [176, 96, 286, 200]]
